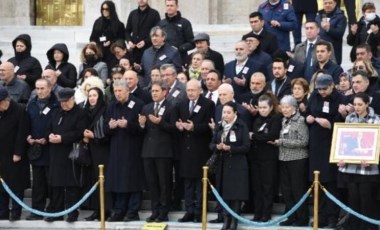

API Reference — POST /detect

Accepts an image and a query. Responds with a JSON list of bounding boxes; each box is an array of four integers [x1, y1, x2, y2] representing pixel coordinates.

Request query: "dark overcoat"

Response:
[[0, 100, 30, 191], [210, 119, 250, 200], [104, 96, 146, 192], [174, 95, 215, 178], [48, 104, 87, 187], [306, 89, 343, 182]]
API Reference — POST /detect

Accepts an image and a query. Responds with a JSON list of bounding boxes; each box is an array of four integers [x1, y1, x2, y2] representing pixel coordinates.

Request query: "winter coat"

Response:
[[210, 118, 250, 200], [45, 43, 78, 88], [306, 89, 344, 182], [8, 34, 42, 90], [104, 96, 146, 192], [258, 0, 297, 51], [48, 104, 88, 186], [0, 100, 30, 191]]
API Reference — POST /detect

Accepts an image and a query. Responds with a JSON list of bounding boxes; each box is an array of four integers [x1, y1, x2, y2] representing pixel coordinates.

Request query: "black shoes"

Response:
[[9, 215, 20, 221], [146, 214, 159, 222], [45, 216, 64, 222], [209, 216, 223, 223], [155, 215, 169, 222], [85, 211, 99, 221], [107, 214, 124, 222], [66, 215, 78, 223], [125, 214, 140, 222], [25, 213, 43, 220], [193, 214, 201, 223], [178, 212, 194, 222], [280, 218, 296, 226]]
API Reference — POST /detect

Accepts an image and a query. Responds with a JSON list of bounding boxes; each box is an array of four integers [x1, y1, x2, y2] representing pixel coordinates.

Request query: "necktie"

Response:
[[305, 43, 314, 82], [208, 92, 213, 100], [165, 87, 170, 97], [189, 100, 195, 114], [154, 102, 160, 116]]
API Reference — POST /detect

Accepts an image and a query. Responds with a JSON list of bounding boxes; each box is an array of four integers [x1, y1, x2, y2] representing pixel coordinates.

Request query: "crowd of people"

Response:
[[0, 0, 380, 229]]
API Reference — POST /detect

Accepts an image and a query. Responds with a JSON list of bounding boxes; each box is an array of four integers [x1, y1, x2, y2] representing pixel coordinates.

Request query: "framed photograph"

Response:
[[330, 123, 380, 164]]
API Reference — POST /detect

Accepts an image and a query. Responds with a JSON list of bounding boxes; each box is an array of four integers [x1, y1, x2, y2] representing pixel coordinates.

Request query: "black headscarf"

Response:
[[85, 87, 106, 127]]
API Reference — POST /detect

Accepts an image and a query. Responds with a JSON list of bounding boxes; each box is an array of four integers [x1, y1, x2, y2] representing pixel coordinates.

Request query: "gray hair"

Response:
[[150, 26, 167, 38], [160, 63, 177, 75], [280, 95, 298, 108], [113, 79, 129, 90], [151, 80, 167, 91]]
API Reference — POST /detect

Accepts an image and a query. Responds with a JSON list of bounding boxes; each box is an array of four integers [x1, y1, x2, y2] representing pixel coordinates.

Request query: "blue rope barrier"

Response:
[[323, 187, 380, 225], [210, 183, 311, 227], [0, 178, 99, 217]]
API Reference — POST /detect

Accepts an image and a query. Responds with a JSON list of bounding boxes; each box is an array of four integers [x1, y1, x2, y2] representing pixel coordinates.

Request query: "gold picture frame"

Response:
[[330, 123, 380, 164]]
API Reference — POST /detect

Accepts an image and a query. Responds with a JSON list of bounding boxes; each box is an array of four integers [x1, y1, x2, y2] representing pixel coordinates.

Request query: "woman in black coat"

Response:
[[7, 34, 42, 90], [82, 87, 111, 220], [250, 93, 282, 222], [90, 1, 125, 70], [209, 101, 250, 230], [45, 43, 78, 88], [47, 88, 87, 222]]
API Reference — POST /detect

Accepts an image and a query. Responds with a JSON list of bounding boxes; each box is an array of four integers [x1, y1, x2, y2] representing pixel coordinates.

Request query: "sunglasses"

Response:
[[102, 7, 109, 11]]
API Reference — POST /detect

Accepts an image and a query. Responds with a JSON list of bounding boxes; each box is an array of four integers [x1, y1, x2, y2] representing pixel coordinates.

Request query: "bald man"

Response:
[[123, 70, 152, 104], [174, 79, 214, 222], [238, 72, 268, 116], [223, 41, 264, 97], [0, 62, 31, 103]]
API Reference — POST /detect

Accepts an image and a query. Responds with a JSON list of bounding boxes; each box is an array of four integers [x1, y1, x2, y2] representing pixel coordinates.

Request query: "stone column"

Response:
[[0, 0, 34, 25]]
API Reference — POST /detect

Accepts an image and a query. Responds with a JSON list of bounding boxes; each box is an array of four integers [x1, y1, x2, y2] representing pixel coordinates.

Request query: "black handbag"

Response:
[[68, 142, 91, 166], [27, 144, 42, 161], [206, 152, 220, 174]]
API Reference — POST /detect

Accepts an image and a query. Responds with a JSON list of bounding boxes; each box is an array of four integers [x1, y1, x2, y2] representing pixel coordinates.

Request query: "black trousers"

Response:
[[0, 191, 24, 217], [336, 0, 357, 25], [111, 192, 141, 217], [31, 165, 50, 212], [318, 181, 340, 224], [50, 186, 80, 218], [252, 159, 277, 218], [346, 180, 378, 230], [280, 159, 309, 222], [172, 159, 184, 207], [183, 178, 202, 215], [144, 158, 173, 217]]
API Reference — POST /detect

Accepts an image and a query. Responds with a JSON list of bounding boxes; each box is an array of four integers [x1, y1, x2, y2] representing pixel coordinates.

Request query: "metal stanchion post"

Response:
[[202, 166, 209, 230], [313, 171, 320, 230], [99, 165, 105, 230]]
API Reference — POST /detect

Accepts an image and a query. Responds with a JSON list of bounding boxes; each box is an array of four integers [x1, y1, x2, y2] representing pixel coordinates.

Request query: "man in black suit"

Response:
[[203, 69, 222, 106], [124, 70, 152, 104], [175, 79, 215, 222], [139, 80, 176, 222], [125, 0, 161, 64], [242, 11, 278, 57]]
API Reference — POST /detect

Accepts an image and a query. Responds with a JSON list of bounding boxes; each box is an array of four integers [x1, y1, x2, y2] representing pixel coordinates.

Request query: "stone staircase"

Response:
[[0, 24, 249, 71]]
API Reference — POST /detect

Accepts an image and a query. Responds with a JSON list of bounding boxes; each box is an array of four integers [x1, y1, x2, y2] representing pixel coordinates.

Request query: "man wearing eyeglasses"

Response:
[[136, 26, 182, 87]]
